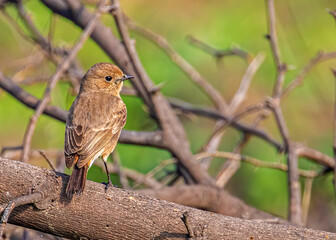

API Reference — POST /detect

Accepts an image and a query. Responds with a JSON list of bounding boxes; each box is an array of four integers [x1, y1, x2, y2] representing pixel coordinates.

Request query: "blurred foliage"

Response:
[[0, 0, 336, 231]]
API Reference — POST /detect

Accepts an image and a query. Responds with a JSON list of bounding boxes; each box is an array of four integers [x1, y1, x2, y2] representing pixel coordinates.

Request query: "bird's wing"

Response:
[[64, 93, 127, 168]]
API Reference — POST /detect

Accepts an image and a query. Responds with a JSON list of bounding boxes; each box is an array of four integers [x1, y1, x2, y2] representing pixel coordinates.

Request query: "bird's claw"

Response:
[[102, 181, 118, 191]]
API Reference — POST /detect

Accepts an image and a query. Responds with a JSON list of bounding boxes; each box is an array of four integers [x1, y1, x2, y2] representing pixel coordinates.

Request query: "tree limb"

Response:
[[1, 158, 335, 240]]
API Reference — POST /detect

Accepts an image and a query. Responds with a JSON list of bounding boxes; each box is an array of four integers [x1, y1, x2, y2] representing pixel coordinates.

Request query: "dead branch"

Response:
[[302, 177, 313, 225], [0, 192, 43, 239], [2, 158, 335, 240], [37, 150, 57, 172], [208, 53, 265, 183], [282, 51, 336, 98], [94, 160, 163, 190], [110, 0, 215, 186], [186, 35, 252, 62], [139, 185, 287, 223], [333, 68, 336, 193], [126, 17, 228, 112], [265, 0, 303, 225], [266, 98, 302, 225], [195, 151, 318, 179]]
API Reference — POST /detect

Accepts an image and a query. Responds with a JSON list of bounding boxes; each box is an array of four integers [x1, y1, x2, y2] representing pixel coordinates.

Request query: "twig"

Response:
[[266, 98, 302, 225], [333, 68, 336, 193], [0, 145, 22, 156], [20, 1, 107, 162], [232, 101, 266, 121], [0, 8, 35, 45], [181, 211, 194, 238], [195, 151, 318, 178], [111, 0, 216, 186], [132, 158, 175, 189], [121, 86, 137, 96], [215, 135, 250, 187], [295, 146, 334, 169], [94, 160, 163, 189], [282, 51, 336, 98], [265, 0, 302, 225], [266, 98, 290, 144], [229, 53, 265, 112], [301, 177, 313, 225], [287, 145, 302, 225], [265, 0, 282, 72], [186, 35, 252, 62], [112, 151, 129, 189], [328, 9, 336, 23], [5, 1, 86, 95], [265, 0, 288, 99], [126, 17, 228, 112], [132, 150, 319, 182], [207, 53, 265, 180], [0, 192, 43, 239], [0, 202, 14, 240], [38, 150, 56, 172]]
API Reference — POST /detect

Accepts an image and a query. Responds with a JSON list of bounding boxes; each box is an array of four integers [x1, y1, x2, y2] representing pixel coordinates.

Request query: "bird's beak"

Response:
[[115, 74, 134, 83]]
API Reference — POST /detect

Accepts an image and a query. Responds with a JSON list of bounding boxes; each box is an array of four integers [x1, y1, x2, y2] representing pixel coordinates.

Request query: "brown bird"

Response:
[[64, 62, 133, 198]]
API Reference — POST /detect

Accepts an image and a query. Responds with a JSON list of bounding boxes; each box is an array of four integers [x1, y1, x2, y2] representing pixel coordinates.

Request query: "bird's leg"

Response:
[[103, 160, 114, 190]]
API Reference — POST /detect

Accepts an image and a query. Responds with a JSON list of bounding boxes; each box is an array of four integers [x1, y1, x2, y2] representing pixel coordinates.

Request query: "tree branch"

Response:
[[1, 158, 335, 239]]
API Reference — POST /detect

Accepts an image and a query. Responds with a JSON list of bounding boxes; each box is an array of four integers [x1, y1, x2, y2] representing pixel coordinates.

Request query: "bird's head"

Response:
[[80, 63, 133, 96]]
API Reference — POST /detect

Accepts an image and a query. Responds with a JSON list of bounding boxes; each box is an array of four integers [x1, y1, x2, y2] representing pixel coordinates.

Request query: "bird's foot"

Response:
[[102, 181, 118, 191]]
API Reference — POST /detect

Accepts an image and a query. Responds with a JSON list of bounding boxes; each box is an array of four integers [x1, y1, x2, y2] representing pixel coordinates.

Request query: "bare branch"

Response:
[[209, 53, 265, 182], [195, 151, 318, 179], [282, 51, 336, 98], [328, 9, 336, 23], [112, 151, 129, 189], [266, 98, 302, 225], [0, 192, 42, 238], [333, 68, 336, 193], [38, 150, 56, 172], [126, 17, 228, 112], [186, 35, 252, 62], [287, 145, 302, 225], [265, 0, 302, 225], [295, 146, 334, 168], [302, 177, 313, 225], [229, 53, 266, 112], [111, 0, 215, 186], [265, 0, 282, 71], [94, 160, 163, 189]]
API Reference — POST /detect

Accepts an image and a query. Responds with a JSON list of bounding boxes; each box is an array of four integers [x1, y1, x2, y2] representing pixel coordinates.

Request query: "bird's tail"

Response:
[[66, 164, 88, 198]]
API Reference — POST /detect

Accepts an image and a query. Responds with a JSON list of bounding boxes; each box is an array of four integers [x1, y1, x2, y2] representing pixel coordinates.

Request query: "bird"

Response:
[[64, 62, 133, 198]]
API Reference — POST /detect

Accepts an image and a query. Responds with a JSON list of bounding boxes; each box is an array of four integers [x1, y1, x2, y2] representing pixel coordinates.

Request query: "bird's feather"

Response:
[[64, 92, 126, 169]]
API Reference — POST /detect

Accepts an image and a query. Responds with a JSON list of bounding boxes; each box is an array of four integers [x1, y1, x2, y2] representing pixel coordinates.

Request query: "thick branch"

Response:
[[1, 158, 335, 239], [139, 185, 288, 223]]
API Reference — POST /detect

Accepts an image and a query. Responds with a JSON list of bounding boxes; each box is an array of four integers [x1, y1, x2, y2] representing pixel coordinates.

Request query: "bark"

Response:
[[139, 186, 288, 224], [0, 158, 335, 240]]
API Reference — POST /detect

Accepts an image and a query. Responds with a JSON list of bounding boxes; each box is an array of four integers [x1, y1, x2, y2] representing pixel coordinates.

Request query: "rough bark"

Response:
[[0, 158, 335, 240], [139, 185, 288, 224]]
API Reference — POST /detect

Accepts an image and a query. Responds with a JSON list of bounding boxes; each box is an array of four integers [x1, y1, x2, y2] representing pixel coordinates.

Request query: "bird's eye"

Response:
[[105, 76, 112, 81]]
